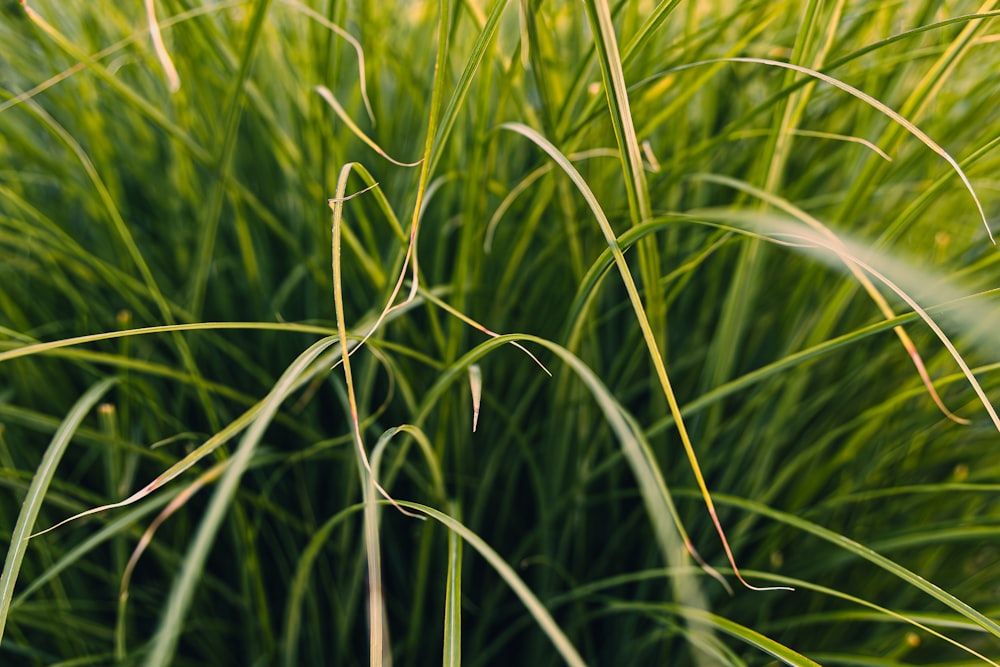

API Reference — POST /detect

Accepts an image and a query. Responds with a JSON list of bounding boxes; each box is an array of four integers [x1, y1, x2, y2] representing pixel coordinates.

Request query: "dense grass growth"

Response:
[[2, 0, 1000, 664]]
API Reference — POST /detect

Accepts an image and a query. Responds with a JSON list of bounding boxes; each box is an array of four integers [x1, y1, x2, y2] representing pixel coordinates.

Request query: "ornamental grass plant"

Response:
[[1, 1, 1000, 664]]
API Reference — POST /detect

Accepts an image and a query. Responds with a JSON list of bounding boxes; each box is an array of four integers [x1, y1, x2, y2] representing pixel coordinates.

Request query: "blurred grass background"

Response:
[[1, 0, 1000, 664]]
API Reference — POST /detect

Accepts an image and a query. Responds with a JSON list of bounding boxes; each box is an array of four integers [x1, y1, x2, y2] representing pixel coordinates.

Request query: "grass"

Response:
[[1, 0, 1000, 664]]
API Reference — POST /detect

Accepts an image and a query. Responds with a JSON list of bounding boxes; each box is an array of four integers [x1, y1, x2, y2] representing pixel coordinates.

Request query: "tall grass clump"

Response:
[[2, 0, 999, 664]]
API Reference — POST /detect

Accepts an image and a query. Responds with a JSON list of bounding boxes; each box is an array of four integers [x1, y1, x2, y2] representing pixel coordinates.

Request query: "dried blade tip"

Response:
[[469, 364, 482, 432]]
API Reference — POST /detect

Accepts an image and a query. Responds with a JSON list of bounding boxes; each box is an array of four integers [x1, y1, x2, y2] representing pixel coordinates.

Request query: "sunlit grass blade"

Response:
[[693, 172, 970, 424], [501, 121, 789, 593], [280, 0, 375, 124], [659, 56, 994, 242], [729, 128, 893, 162], [315, 86, 421, 167], [713, 210, 1000, 432], [143, 0, 179, 92]]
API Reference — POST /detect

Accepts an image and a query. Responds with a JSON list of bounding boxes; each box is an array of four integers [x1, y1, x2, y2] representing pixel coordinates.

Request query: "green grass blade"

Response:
[[612, 603, 821, 666], [501, 121, 788, 593], [0, 377, 117, 643], [442, 503, 462, 667], [143, 336, 340, 666], [657, 56, 993, 242], [400, 501, 585, 667], [281, 504, 363, 667], [708, 493, 1000, 639], [187, 0, 274, 318], [428, 0, 509, 178]]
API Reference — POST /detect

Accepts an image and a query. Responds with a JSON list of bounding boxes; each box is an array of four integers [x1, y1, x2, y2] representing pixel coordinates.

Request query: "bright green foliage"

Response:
[[1, 1, 999, 665]]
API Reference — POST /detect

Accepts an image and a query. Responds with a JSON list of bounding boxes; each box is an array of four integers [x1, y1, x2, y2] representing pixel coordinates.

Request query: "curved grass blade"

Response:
[[0, 377, 117, 644], [501, 121, 790, 593], [705, 209, 1000, 433], [728, 128, 892, 161], [325, 160, 552, 398], [9, 490, 176, 609], [660, 57, 994, 243], [144, 0, 180, 92], [330, 166, 422, 520], [22, 311, 424, 538], [315, 86, 422, 167], [0, 321, 336, 365], [557, 566, 995, 665], [371, 425, 447, 504], [327, 0, 508, 371], [612, 602, 820, 666], [483, 148, 621, 252], [686, 209, 1000, 433], [410, 328, 739, 596], [328, 156, 443, 667], [420, 288, 550, 376], [144, 335, 341, 667], [749, 572, 999, 665], [803, 236, 1000, 432], [116, 460, 228, 660], [704, 492, 1000, 640], [694, 172, 970, 424], [280, 0, 375, 124], [554, 212, 998, 440], [399, 501, 586, 667]]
